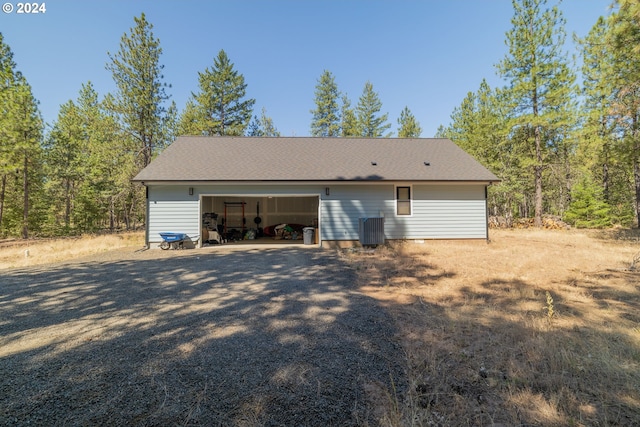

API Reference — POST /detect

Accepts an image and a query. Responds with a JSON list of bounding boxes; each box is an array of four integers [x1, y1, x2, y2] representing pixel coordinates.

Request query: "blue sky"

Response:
[[1, 0, 611, 137]]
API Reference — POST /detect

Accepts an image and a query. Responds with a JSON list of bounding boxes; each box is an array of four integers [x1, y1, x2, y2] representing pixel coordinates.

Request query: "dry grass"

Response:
[[0, 232, 144, 270], [3, 229, 639, 425], [346, 229, 640, 426]]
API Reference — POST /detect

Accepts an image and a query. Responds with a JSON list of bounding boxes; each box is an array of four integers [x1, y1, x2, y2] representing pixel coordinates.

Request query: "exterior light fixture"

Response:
[[189, 187, 194, 195], [325, 187, 330, 196]]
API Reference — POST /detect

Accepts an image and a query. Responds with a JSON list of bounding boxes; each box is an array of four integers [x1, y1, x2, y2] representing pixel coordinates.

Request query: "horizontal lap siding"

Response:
[[395, 184, 487, 239], [146, 183, 488, 243], [321, 185, 393, 241], [321, 184, 487, 241], [400, 200, 487, 238], [148, 187, 200, 243]]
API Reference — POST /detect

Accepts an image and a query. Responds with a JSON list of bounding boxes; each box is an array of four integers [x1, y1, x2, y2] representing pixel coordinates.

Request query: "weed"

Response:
[[350, 229, 640, 425], [545, 291, 555, 325]]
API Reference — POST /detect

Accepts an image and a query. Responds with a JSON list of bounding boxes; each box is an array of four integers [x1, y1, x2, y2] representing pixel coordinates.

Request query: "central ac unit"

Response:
[[358, 217, 385, 246]]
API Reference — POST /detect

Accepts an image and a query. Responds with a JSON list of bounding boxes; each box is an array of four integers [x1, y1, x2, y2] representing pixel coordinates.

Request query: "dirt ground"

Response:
[[345, 228, 640, 426], [0, 244, 403, 426], [1, 229, 639, 426]]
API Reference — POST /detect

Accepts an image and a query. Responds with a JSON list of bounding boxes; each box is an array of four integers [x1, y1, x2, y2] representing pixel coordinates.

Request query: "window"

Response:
[[396, 186, 411, 216]]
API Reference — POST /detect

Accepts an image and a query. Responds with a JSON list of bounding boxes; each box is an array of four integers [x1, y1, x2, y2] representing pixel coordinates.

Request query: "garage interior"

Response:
[[200, 196, 319, 245]]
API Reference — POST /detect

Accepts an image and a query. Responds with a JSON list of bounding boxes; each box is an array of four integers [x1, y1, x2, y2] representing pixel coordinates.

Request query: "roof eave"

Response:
[[133, 178, 500, 186]]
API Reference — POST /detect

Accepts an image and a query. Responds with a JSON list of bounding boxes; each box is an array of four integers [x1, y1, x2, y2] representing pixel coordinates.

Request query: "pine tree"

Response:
[[575, 17, 633, 225], [73, 82, 118, 232], [577, 17, 612, 190], [608, 0, 640, 226], [179, 49, 255, 136], [564, 177, 611, 228], [106, 13, 176, 230], [97, 92, 136, 231], [178, 99, 202, 135], [246, 115, 263, 137], [497, 0, 577, 227], [340, 94, 358, 137], [444, 80, 508, 169], [355, 81, 391, 137], [0, 34, 43, 238], [106, 13, 173, 169], [397, 106, 422, 138], [44, 82, 126, 234], [10, 76, 43, 238], [0, 33, 18, 234], [310, 70, 341, 137], [246, 107, 280, 137], [441, 80, 522, 219], [259, 107, 280, 137], [45, 100, 84, 232]]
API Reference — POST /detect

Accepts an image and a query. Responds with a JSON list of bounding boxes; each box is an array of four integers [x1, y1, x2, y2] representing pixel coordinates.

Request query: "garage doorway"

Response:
[[200, 195, 319, 246]]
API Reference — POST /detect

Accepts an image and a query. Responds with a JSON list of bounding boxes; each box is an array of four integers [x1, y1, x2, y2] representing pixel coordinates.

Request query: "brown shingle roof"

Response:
[[132, 136, 500, 183]]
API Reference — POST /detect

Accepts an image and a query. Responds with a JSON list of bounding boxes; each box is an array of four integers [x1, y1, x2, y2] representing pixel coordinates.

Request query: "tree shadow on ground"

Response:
[[592, 227, 640, 242], [0, 248, 404, 426], [348, 248, 640, 426]]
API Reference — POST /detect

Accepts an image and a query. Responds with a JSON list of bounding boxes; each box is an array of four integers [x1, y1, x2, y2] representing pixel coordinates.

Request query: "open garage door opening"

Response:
[[200, 195, 319, 245]]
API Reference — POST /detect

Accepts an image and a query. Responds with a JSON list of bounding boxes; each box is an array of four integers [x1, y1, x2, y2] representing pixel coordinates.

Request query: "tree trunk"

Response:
[[534, 124, 543, 227], [0, 174, 6, 232], [633, 115, 640, 228], [220, 103, 226, 136], [65, 179, 71, 230], [109, 197, 115, 231], [634, 158, 640, 227], [123, 199, 130, 230], [564, 144, 571, 211], [603, 160, 610, 203], [143, 133, 152, 168], [602, 118, 610, 203], [22, 155, 28, 239], [531, 65, 543, 227], [131, 193, 137, 231]]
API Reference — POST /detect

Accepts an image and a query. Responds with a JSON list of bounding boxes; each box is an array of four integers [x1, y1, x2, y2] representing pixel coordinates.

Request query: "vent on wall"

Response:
[[358, 217, 385, 246]]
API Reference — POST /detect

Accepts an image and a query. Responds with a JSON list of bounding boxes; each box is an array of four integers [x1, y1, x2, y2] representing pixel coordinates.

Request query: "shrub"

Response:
[[564, 178, 611, 228]]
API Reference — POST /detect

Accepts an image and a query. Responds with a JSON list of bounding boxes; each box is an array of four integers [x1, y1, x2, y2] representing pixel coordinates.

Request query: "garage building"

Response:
[[132, 136, 499, 248]]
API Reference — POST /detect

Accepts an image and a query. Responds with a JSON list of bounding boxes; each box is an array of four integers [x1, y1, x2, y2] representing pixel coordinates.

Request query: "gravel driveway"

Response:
[[0, 246, 403, 426]]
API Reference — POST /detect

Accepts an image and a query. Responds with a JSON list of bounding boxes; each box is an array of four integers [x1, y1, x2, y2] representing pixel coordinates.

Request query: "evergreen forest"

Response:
[[1, 0, 638, 238]]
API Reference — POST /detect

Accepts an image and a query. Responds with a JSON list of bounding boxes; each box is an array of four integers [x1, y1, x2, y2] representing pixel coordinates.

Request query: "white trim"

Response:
[[138, 180, 496, 186], [199, 192, 323, 197], [395, 184, 413, 217], [198, 193, 322, 247]]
